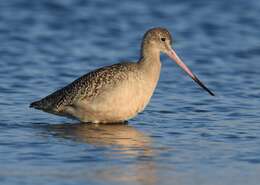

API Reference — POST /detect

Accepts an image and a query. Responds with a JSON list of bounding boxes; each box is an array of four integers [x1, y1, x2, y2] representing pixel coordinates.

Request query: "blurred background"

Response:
[[0, 0, 260, 185]]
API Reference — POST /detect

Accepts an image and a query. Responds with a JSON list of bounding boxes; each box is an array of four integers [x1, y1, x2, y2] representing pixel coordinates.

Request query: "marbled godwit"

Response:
[[30, 27, 214, 123]]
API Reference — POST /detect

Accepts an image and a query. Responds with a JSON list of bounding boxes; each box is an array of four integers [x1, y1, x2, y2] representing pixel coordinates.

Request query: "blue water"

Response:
[[1, 0, 260, 184]]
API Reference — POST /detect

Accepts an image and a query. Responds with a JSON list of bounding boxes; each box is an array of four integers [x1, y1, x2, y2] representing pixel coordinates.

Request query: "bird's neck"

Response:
[[139, 42, 160, 60], [138, 44, 161, 66], [138, 46, 161, 84]]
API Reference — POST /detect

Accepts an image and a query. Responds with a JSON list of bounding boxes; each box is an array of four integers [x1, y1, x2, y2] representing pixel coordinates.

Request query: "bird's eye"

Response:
[[161, 38, 166, 41]]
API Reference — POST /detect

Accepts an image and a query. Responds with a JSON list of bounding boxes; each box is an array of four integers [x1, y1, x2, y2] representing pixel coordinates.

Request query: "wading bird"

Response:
[[30, 27, 214, 123]]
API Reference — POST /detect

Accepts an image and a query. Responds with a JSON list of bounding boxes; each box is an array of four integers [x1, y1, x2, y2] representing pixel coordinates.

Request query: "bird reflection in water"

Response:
[[46, 122, 152, 156], [43, 122, 158, 185]]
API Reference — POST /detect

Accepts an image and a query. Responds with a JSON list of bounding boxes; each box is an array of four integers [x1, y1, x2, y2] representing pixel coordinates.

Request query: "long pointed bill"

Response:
[[166, 49, 215, 96]]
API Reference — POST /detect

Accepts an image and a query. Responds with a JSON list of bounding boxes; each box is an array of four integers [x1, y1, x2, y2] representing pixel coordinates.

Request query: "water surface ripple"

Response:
[[0, 0, 260, 185]]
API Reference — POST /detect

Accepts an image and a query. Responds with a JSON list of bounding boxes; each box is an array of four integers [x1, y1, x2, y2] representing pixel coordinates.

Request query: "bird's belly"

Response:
[[68, 80, 155, 123]]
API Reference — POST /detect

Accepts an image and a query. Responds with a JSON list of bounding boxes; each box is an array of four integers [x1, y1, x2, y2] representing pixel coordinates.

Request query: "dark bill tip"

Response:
[[192, 75, 215, 96]]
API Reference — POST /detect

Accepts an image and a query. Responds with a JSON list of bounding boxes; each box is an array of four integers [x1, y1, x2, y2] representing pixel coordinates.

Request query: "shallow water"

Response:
[[1, 0, 260, 185]]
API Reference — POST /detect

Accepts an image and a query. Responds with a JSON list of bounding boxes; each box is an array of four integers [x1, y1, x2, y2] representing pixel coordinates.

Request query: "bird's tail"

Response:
[[30, 98, 65, 117], [30, 100, 44, 110], [30, 98, 60, 114]]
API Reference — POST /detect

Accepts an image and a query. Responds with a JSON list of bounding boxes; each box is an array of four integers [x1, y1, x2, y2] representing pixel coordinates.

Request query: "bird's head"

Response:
[[142, 27, 214, 96]]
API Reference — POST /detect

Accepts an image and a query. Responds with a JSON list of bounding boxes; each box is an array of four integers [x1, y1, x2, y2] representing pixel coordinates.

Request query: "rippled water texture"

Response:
[[1, 0, 260, 185]]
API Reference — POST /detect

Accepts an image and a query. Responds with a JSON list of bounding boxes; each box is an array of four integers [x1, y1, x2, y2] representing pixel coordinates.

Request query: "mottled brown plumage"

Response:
[[30, 62, 137, 111], [30, 27, 214, 123]]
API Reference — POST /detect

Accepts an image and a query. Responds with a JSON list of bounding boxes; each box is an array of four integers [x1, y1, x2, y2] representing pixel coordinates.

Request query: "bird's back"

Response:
[[30, 62, 137, 115]]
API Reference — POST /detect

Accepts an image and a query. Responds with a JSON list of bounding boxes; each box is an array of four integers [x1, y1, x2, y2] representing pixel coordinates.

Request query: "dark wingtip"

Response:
[[30, 101, 41, 109]]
